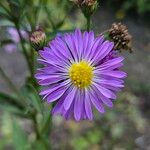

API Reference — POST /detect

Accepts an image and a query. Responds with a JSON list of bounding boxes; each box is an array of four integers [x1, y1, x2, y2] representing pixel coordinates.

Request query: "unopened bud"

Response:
[[30, 29, 46, 51]]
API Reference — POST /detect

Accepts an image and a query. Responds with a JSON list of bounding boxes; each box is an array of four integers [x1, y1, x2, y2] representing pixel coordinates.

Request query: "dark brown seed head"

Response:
[[108, 22, 133, 52], [72, 0, 96, 6], [71, 0, 98, 17]]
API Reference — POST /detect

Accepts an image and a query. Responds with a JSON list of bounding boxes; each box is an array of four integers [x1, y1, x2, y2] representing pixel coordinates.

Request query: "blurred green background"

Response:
[[0, 0, 150, 149]]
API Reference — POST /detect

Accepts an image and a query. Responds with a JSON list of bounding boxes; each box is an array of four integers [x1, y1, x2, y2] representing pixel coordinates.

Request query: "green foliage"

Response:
[[21, 84, 43, 113], [73, 137, 89, 150], [0, 92, 28, 118], [12, 119, 30, 150], [106, 0, 150, 15]]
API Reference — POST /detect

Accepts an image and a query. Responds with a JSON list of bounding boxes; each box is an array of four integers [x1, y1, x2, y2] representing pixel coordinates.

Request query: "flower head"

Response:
[[73, 0, 96, 6], [35, 29, 127, 121], [72, 0, 98, 17], [30, 29, 46, 51], [108, 23, 132, 52], [7, 27, 28, 43], [3, 27, 28, 53]]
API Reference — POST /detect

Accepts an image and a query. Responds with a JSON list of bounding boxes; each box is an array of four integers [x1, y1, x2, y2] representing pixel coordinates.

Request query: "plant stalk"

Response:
[[15, 23, 34, 78], [86, 16, 91, 32]]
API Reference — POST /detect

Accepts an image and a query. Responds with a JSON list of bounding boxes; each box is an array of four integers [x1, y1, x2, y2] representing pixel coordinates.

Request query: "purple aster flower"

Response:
[[7, 27, 28, 43], [35, 29, 127, 121], [3, 27, 28, 53]]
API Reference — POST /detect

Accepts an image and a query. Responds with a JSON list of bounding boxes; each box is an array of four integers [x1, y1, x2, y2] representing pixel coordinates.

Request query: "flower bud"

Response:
[[72, 0, 98, 17], [30, 29, 46, 51], [108, 23, 133, 52]]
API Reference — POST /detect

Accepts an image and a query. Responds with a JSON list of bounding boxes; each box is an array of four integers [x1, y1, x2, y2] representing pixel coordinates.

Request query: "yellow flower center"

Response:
[[69, 61, 94, 88]]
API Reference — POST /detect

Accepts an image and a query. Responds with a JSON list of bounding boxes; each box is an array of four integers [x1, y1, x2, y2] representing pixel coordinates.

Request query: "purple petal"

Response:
[[37, 66, 63, 74], [7, 28, 19, 42], [84, 90, 93, 120], [92, 41, 114, 64], [90, 89, 105, 113], [50, 41, 70, 65], [95, 57, 124, 71], [94, 83, 116, 99], [3, 44, 17, 53], [75, 29, 83, 59], [37, 59, 67, 72], [63, 87, 77, 110], [64, 33, 78, 62], [63, 109, 72, 120], [100, 71, 127, 78], [100, 94, 113, 107], [82, 31, 89, 58], [74, 90, 83, 121], [88, 36, 105, 61], [43, 47, 50, 51], [55, 37, 72, 59], [46, 86, 68, 103], [63, 100, 74, 120], [52, 97, 64, 115], [38, 76, 64, 86], [93, 78, 124, 88], [100, 57, 124, 67], [84, 31, 95, 60], [93, 85, 113, 107], [39, 79, 70, 96], [102, 85, 121, 92], [35, 73, 51, 80]]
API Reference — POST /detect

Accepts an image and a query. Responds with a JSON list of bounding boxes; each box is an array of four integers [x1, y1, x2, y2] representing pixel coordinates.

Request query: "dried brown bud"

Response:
[[30, 29, 46, 51], [74, 0, 96, 6], [71, 0, 98, 17], [84, 0, 97, 6], [108, 22, 133, 52]]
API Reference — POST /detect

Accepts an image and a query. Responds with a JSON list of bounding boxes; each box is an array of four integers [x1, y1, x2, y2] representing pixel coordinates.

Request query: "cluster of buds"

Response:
[[72, 0, 98, 17], [108, 23, 132, 52], [30, 28, 46, 51]]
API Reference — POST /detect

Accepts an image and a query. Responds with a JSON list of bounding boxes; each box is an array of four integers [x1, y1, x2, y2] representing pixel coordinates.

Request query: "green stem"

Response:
[[33, 112, 41, 140], [86, 16, 91, 32], [32, 111, 50, 150], [41, 114, 52, 136], [39, 104, 55, 149], [15, 23, 33, 78]]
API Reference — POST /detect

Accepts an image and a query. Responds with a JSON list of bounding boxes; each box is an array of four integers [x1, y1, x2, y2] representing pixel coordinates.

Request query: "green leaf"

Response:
[[0, 39, 14, 46], [40, 110, 52, 135], [0, 19, 13, 26], [0, 92, 29, 118], [0, 11, 12, 20], [33, 140, 47, 150], [21, 84, 43, 113], [12, 119, 31, 150], [0, 104, 27, 118], [73, 137, 89, 150], [0, 92, 24, 109], [0, 138, 8, 150], [55, 19, 65, 29], [87, 130, 103, 144]]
